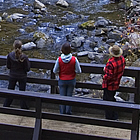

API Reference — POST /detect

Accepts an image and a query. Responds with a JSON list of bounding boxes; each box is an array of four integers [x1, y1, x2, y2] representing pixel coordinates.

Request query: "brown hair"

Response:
[[13, 40, 23, 61], [61, 42, 71, 55]]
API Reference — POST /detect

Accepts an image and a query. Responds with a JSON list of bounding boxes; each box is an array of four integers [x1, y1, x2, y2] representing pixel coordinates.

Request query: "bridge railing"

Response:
[[0, 88, 139, 140], [0, 55, 139, 140], [0, 55, 139, 103]]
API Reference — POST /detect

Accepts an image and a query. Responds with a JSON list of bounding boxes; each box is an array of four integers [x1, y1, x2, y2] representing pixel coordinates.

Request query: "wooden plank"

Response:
[[0, 74, 136, 93], [0, 107, 35, 117], [0, 55, 140, 77], [42, 112, 132, 130], [42, 129, 128, 140], [0, 88, 139, 112]]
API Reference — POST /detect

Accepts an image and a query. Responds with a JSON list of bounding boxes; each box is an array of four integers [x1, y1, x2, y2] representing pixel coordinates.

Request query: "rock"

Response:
[[71, 37, 85, 48], [77, 51, 89, 57], [94, 53, 104, 64], [94, 17, 110, 28], [131, 58, 140, 67], [56, 0, 69, 8], [106, 39, 116, 44], [10, 13, 26, 20], [33, 31, 49, 41], [18, 29, 26, 34], [95, 29, 106, 36], [2, 12, 8, 20], [128, 32, 140, 47], [118, 76, 135, 102], [36, 38, 46, 49], [22, 42, 37, 51], [34, 0, 46, 9], [114, 92, 124, 102], [108, 31, 122, 41], [88, 52, 97, 60], [79, 20, 95, 30], [0, 17, 2, 22]]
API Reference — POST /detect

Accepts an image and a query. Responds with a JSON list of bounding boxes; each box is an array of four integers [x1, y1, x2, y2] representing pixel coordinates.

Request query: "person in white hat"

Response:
[[102, 45, 125, 120]]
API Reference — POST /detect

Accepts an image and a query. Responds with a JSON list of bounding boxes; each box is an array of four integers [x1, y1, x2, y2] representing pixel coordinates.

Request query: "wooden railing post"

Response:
[[133, 71, 140, 140], [32, 98, 42, 140], [134, 71, 140, 104], [51, 69, 56, 94], [131, 110, 139, 140]]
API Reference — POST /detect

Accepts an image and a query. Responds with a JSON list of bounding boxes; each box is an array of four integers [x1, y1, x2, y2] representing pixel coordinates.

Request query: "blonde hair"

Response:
[[13, 40, 23, 61]]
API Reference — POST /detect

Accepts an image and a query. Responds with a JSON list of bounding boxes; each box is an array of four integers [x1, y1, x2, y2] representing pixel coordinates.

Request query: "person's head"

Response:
[[109, 45, 123, 57], [61, 42, 71, 55], [13, 40, 22, 50], [13, 40, 22, 59]]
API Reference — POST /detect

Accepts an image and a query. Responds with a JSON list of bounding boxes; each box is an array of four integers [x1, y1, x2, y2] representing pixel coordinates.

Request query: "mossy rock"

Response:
[[33, 31, 49, 41], [79, 20, 95, 30]]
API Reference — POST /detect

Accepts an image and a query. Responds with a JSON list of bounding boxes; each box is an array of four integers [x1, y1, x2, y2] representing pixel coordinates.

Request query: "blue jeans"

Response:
[[3, 77, 29, 109], [58, 78, 76, 114]]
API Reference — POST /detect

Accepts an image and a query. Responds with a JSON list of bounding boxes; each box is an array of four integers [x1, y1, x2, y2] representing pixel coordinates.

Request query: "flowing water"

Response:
[[0, 0, 125, 60]]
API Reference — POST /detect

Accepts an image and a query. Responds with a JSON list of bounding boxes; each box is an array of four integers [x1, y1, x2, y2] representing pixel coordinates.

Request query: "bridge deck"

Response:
[[0, 105, 136, 140]]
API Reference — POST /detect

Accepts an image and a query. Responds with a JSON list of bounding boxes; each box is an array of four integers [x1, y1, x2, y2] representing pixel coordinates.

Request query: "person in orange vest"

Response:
[[53, 42, 81, 114]]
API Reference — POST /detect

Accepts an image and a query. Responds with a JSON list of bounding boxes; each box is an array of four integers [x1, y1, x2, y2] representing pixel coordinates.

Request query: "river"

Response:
[[0, 0, 125, 60]]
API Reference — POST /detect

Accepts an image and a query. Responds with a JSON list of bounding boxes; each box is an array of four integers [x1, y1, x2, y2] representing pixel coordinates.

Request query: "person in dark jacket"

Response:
[[3, 40, 30, 109]]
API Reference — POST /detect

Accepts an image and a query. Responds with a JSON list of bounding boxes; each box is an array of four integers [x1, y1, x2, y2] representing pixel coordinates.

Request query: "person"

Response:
[[102, 45, 125, 120], [3, 40, 30, 109], [53, 42, 81, 115]]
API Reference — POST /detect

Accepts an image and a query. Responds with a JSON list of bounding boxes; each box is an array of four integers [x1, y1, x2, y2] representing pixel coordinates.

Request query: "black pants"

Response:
[[103, 88, 118, 120], [3, 77, 29, 109]]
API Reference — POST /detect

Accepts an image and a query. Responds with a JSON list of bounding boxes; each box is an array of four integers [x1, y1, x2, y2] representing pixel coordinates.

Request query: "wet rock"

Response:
[[117, 76, 135, 102], [131, 58, 140, 67], [36, 38, 46, 49], [33, 31, 49, 41], [88, 52, 97, 60], [95, 29, 106, 36], [18, 29, 26, 34], [106, 39, 116, 44], [3, 13, 26, 22], [94, 17, 110, 28], [77, 51, 89, 57], [0, 17, 2, 22], [2, 12, 8, 20], [22, 42, 37, 51], [10, 13, 26, 20], [71, 37, 85, 48], [118, 2, 126, 9], [94, 53, 104, 64], [108, 31, 122, 41], [34, 0, 46, 9], [79, 20, 95, 30], [56, 0, 69, 8]]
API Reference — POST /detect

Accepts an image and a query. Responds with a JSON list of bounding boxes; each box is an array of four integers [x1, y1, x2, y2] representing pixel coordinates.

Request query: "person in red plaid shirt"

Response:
[[102, 45, 125, 120]]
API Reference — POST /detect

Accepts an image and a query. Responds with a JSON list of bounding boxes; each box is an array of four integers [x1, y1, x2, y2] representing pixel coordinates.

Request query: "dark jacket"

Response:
[[7, 51, 30, 78]]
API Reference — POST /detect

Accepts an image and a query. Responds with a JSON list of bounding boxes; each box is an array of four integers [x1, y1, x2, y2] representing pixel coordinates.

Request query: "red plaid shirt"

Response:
[[102, 55, 125, 91]]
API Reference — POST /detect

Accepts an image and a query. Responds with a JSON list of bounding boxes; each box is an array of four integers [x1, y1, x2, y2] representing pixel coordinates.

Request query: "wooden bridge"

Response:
[[0, 55, 139, 140]]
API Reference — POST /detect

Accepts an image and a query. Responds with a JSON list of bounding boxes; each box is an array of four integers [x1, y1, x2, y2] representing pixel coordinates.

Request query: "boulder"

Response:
[[22, 42, 37, 51], [56, 0, 69, 8]]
